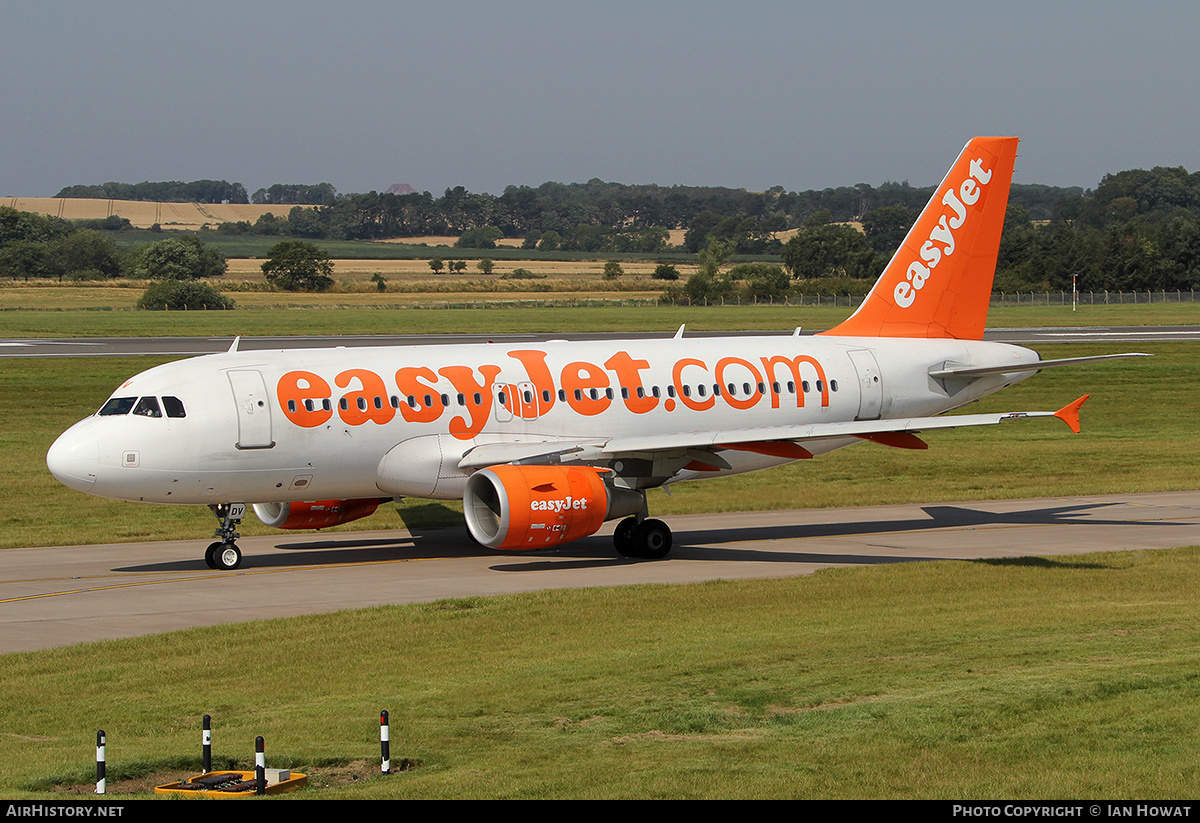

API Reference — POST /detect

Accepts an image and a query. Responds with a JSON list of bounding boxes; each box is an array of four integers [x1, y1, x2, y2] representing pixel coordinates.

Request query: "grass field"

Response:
[[3, 547, 1199, 799]]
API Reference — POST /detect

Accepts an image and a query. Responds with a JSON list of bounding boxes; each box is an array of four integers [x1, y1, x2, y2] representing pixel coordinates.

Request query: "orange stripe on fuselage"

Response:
[[277, 348, 834, 440]]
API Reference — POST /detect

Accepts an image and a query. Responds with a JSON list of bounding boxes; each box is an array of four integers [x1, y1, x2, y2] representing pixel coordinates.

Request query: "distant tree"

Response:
[[53, 230, 123, 280], [253, 213, 287, 236], [456, 226, 504, 249], [861, 205, 914, 255], [0, 241, 56, 280], [684, 239, 735, 302], [477, 258, 495, 274], [0, 206, 72, 245], [652, 263, 680, 280], [261, 240, 334, 292], [731, 263, 790, 299], [781, 224, 882, 280], [129, 236, 226, 280], [429, 258, 444, 274], [252, 183, 337, 205], [137, 280, 234, 310], [286, 206, 325, 238], [371, 273, 388, 292], [603, 261, 624, 279]]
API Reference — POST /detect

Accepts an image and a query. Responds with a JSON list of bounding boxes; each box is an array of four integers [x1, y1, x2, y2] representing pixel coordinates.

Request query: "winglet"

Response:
[[1054, 395, 1089, 433]]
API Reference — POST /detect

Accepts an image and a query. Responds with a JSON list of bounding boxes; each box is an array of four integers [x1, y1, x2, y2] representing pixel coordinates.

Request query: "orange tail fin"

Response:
[[822, 136, 1019, 340]]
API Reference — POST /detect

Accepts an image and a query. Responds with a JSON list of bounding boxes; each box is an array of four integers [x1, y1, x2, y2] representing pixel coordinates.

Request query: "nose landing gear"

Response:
[[206, 503, 245, 570]]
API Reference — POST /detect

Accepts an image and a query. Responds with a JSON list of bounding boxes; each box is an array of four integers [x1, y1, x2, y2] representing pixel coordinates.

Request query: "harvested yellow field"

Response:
[[5, 198, 308, 230]]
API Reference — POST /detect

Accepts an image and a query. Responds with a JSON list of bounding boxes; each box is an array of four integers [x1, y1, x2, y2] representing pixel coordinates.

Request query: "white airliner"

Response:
[[47, 137, 1144, 570]]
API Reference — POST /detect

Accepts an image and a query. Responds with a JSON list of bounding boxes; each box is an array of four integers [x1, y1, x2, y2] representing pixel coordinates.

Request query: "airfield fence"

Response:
[[654, 290, 1200, 309]]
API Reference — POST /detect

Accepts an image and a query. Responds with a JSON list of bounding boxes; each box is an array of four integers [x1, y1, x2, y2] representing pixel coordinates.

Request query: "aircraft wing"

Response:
[[603, 395, 1089, 455], [456, 396, 1089, 472]]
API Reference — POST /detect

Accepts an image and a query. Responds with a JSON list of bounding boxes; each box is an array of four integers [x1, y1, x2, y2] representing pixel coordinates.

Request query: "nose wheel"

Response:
[[206, 503, 246, 570], [205, 541, 243, 570]]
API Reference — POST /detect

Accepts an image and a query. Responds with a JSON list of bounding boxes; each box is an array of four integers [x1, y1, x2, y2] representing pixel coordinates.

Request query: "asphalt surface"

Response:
[[3, 491, 1199, 653]]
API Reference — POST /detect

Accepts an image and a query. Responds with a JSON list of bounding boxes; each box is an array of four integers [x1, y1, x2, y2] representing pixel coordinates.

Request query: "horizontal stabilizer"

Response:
[[929, 353, 1150, 379]]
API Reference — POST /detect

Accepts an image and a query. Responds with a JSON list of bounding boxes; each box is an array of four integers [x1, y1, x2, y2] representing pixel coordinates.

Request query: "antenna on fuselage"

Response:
[[228, 336, 240, 353], [674, 324, 686, 339]]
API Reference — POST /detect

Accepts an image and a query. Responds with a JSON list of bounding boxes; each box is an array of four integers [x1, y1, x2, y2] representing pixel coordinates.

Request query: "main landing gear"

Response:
[[612, 516, 673, 560], [205, 503, 246, 570]]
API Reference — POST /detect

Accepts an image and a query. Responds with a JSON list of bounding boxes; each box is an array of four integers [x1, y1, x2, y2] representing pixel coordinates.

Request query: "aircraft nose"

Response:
[[47, 420, 100, 492]]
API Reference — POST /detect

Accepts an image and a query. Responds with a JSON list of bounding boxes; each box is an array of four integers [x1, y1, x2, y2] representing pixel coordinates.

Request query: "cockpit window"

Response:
[[132, 396, 162, 418], [98, 397, 137, 416], [162, 396, 186, 418]]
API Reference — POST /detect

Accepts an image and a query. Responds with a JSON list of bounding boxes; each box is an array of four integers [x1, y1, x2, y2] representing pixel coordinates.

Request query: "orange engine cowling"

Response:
[[464, 465, 639, 551], [252, 498, 381, 530]]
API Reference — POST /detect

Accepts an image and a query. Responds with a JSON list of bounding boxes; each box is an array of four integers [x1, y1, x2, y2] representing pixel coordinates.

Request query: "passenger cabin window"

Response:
[[98, 397, 137, 416], [132, 397, 162, 418]]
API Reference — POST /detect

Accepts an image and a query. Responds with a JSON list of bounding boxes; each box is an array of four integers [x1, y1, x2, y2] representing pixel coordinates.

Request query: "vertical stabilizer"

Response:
[[822, 136, 1018, 340]]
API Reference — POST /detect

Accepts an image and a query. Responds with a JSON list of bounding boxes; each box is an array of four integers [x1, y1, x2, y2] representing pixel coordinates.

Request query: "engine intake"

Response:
[[464, 465, 642, 550], [252, 498, 381, 530]]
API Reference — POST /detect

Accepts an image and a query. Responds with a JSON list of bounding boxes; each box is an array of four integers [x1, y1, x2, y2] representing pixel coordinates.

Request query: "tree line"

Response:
[[55, 174, 1078, 251], [774, 165, 1200, 295], [209, 179, 1078, 254], [30, 163, 1200, 298]]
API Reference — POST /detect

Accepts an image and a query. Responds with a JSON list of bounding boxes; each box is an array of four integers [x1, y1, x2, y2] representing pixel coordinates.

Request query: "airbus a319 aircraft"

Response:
[[47, 137, 1144, 570]]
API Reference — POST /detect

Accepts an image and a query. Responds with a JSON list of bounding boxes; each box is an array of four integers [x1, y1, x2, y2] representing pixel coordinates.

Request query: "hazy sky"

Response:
[[3, 1, 1198, 198]]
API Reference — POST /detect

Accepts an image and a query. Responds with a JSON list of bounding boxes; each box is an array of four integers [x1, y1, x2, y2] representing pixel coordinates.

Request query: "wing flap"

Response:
[[455, 396, 1089, 471], [602, 398, 1089, 456]]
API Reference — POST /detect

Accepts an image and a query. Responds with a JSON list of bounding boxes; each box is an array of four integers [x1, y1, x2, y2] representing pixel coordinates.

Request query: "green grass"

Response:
[[3, 547, 1199, 798], [2, 299, 1200, 339]]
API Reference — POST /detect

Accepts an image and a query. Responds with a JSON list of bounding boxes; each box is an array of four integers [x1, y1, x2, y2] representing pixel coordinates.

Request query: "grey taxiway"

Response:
[[3, 492, 1198, 653]]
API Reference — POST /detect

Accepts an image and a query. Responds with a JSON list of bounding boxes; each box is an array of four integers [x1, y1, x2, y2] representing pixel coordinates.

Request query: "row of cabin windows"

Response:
[[98, 396, 187, 418], [286, 379, 839, 415]]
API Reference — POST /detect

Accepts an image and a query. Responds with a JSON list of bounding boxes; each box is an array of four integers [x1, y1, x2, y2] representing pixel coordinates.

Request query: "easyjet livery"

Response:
[[47, 138, 1144, 570]]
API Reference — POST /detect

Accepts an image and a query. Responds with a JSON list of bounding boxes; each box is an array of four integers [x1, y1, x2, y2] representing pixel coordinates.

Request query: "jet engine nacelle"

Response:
[[464, 465, 643, 551], [252, 498, 381, 530]]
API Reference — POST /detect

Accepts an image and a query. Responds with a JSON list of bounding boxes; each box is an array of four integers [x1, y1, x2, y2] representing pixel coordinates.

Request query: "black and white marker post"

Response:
[[95, 730, 106, 795], [255, 736, 265, 795], [380, 711, 390, 774], [202, 715, 212, 774]]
